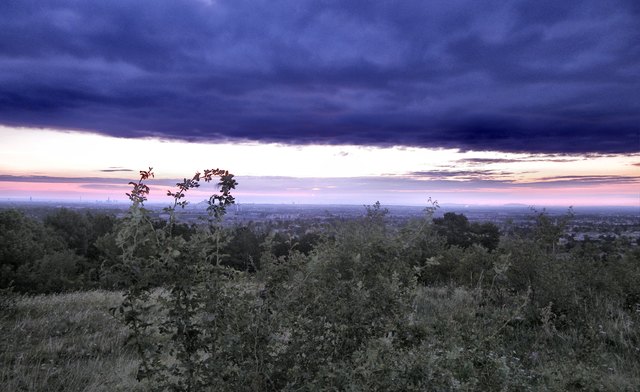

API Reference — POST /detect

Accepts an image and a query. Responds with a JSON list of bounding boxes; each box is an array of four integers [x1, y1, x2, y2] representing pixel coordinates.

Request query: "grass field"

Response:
[[1, 290, 141, 392]]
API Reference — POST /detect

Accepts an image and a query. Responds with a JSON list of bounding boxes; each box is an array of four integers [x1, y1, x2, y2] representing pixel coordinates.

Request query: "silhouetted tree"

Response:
[[433, 212, 500, 251]]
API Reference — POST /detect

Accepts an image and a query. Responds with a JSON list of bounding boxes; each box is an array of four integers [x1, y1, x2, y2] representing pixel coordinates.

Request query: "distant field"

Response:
[[0, 290, 141, 392]]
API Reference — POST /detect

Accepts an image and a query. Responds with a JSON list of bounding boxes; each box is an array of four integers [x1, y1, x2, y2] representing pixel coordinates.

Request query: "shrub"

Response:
[[110, 177, 640, 391], [30, 250, 88, 293], [0, 209, 66, 292]]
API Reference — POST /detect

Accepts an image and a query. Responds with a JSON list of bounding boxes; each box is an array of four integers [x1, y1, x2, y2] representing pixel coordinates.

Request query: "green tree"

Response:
[[30, 249, 87, 293], [470, 221, 500, 251], [531, 207, 573, 254], [224, 224, 263, 271], [0, 209, 64, 291], [433, 212, 500, 251], [44, 208, 92, 256]]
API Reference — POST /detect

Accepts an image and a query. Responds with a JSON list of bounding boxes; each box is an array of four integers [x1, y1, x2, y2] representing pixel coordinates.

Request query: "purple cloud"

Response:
[[0, 0, 638, 153]]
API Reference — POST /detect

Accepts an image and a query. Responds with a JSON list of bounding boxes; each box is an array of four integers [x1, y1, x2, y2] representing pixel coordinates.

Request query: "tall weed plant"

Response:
[[112, 168, 240, 391]]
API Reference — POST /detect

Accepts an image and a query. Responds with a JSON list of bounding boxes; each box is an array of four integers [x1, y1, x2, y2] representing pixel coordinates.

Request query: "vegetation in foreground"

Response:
[[1, 168, 639, 391], [0, 290, 139, 391]]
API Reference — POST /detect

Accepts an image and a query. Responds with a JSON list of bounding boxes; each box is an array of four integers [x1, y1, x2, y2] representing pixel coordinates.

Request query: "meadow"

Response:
[[1, 290, 139, 391]]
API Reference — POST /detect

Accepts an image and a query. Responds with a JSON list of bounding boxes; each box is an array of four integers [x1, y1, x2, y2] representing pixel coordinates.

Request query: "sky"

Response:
[[0, 0, 639, 207]]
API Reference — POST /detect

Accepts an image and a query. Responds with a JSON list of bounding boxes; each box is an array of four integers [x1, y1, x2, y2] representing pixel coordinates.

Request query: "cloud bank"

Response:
[[0, 0, 638, 153]]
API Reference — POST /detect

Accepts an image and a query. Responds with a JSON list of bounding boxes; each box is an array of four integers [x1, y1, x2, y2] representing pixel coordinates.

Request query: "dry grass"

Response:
[[0, 290, 143, 392]]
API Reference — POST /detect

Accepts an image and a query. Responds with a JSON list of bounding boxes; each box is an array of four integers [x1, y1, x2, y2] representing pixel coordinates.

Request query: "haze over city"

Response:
[[1, 0, 638, 207]]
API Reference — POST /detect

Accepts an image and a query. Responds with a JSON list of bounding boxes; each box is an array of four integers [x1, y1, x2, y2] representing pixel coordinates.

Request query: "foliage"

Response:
[[44, 208, 93, 256], [434, 212, 500, 251], [0, 209, 65, 291], [224, 224, 263, 271], [2, 172, 639, 390], [29, 250, 88, 293], [112, 167, 240, 391], [109, 180, 639, 390], [0, 207, 119, 293]]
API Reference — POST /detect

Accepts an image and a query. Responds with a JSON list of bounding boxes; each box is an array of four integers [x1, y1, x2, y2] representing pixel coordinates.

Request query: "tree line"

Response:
[[0, 204, 508, 294]]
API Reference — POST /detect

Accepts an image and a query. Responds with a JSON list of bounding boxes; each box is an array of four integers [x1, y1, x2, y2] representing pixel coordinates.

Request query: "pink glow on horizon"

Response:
[[0, 179, 637, 207], [0, 181, 127, 201]]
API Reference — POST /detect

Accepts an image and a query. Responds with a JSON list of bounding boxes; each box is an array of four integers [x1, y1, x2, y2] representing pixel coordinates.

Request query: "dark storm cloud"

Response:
[[0, 0, 638, 153]]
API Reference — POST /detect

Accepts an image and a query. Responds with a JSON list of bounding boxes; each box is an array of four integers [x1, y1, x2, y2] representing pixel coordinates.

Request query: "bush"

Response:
[[108, 171, 640, 391], [0, 209, 65, 291], [30, 250, 88, 293]]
